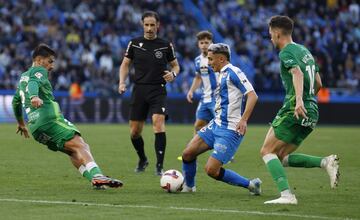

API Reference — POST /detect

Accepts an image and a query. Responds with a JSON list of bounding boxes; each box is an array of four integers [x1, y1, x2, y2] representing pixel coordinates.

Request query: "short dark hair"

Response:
[[269, 15, 294, 35], [208, 43, 230, 61], [142, 11, 160, 22], [32, 43, 56, 60], [196, 30, 213, 41]]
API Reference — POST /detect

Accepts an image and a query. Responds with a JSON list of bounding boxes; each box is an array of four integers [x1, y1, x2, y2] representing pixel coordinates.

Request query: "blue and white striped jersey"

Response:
[[214, 63, 254, 131], [194, 54, 218, 103]]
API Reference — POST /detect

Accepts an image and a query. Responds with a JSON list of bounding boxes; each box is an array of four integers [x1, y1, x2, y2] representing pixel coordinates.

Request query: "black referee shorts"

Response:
[[129, 84, 168, 121]]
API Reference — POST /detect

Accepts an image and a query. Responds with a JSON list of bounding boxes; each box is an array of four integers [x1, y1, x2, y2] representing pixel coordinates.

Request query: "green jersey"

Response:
[[12, 66, 62, 133], [278, 42, 319, 118]]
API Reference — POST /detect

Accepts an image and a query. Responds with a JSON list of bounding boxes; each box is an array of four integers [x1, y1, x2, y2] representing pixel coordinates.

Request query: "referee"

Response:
[[118, 11, 180, 176]]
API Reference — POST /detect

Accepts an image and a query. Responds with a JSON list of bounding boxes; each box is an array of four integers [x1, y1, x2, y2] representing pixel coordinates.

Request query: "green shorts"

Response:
[[271, 111, 317, 146], [32, 117, 80, 152]]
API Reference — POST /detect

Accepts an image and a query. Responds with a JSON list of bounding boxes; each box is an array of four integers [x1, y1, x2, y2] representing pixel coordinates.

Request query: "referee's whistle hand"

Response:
[[163, 70, 175, 82], [118, 83, 127, 94]]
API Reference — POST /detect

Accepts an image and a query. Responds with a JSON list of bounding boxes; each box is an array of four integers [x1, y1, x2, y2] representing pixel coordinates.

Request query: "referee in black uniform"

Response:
[[118, 11, 180, 176]]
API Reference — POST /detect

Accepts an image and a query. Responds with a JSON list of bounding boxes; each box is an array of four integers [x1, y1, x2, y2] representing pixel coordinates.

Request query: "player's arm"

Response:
[[118, 57, 132, 94], [28, 79, 43, 108], [314, 72, 322, 95], [163, 59, 180, 83], [237, 90, 258, 135], [12, 88, 29, 138], [290, 66, 308, 120], [187, 75, 202, 103]]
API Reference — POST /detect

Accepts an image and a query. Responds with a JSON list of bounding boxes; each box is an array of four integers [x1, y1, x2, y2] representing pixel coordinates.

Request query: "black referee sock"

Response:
[[155, 132, 166, 168], [131, 136, 147, 161]]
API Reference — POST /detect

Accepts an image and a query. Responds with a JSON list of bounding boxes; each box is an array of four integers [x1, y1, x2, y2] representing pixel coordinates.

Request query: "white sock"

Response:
[[282, 155, 289, 167], [281, 189, 293, 197], [85, 161, 102, 177], [320, 158, 327, 168], [78, 165, 87, 175]]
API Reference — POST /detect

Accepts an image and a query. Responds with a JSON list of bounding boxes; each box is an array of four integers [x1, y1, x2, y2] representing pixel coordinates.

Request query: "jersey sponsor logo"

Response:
[[200, 66, 208, 74], [20, 76, 29, 82], [284, 59, 294, 64], [302, 53, 314, 64], [155, 51, 163, 59], [34, 72, 43, 79]]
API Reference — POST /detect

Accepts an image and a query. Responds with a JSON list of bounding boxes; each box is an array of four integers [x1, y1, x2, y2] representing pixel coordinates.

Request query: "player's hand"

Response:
[[163, 70, 176, 82], [31, 96, 43, 108], [236, 119, 247, 135], [16, 124, 29, 138], [294, 97, 308, 120], [187, 91, 193, 103], [118, 83, 126, 94]]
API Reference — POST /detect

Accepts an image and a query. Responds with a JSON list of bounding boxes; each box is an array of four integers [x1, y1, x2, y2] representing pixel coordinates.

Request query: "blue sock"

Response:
[[182, 159, 196, 187], [220, 169, 250, 188]]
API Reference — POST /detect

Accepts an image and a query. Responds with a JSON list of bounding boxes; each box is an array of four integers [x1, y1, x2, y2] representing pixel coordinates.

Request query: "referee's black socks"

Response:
[[131, 136, 147, 162], [155, 132, 166, 168]]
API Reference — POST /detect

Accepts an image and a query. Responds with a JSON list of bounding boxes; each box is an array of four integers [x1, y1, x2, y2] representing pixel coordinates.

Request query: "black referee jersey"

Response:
[[125, 36, 177, 85]]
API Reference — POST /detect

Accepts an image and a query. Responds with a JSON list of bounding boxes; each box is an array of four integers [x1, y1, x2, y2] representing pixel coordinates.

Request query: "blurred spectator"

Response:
[[0, 0, 359, 96]]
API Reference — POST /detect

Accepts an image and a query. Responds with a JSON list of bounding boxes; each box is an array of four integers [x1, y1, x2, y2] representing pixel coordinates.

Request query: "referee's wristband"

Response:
[[172, 72, 177, 78]]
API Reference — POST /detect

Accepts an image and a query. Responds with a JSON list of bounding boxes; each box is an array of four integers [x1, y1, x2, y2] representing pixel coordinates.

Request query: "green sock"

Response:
[[82, 170, 93, 181], [89, 167, 103, 177], [264, 154, 290, 192], [85, 162, 103, 177], [78, 165, 93, 181], [288, 153, 322, 168]]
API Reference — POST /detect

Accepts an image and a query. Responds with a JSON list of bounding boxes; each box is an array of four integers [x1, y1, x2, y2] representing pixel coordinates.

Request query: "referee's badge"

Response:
[[155, 51, 163, 59]]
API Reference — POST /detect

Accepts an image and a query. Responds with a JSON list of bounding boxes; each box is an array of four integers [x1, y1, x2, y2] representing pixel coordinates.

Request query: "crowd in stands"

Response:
[[0, 0, 359, 96], [196, 0, 360, 94]]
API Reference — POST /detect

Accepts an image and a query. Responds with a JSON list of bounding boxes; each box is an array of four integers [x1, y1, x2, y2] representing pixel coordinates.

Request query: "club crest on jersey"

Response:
[[34, 72, 43, 79], [155, 51, 163, 59]]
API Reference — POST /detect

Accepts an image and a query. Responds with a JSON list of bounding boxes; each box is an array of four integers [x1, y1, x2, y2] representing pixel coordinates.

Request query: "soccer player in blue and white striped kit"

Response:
[[186, 31, 218, 133], [181, 43, 262, 194]]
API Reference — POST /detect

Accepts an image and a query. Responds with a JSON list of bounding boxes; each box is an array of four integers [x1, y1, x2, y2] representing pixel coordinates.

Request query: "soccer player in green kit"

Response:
[[260, 16, 340, 204], [12, 44, 123, 189]]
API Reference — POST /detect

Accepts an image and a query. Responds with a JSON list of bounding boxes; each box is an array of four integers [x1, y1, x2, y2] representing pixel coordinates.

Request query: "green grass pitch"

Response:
[[0, 124, 359, 220]]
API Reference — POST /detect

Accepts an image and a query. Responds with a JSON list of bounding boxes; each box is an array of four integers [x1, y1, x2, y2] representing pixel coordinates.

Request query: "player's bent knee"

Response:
[[260, 146, 275, 157], [182, 149, 195, 162], [130, 130, 142, 139], [204, 165, 219, 179]]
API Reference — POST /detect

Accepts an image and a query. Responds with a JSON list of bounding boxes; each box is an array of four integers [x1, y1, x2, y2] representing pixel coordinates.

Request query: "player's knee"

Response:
[[182, 149, 195, 162], [260, 147, 269, 157], [194, 125, 203, 132], [130, 130, 141, 139], [204, 165, 219, 179]]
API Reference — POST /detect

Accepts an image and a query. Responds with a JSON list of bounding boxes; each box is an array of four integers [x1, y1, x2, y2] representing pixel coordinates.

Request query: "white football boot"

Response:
[[323, 154, 340, 189], [264, 194, 298, 205]]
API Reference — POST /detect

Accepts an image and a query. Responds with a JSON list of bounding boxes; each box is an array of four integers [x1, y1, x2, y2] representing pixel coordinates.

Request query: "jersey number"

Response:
[[19, 90, 25, 105], [305, 65, 315, 95]]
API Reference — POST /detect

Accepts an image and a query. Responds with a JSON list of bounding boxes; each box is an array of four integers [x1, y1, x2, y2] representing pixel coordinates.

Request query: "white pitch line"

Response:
[[0, 198, 357, 220]]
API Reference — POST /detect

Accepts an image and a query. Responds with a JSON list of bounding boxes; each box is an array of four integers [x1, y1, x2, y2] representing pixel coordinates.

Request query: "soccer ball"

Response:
[[160, 169, 184, 193]]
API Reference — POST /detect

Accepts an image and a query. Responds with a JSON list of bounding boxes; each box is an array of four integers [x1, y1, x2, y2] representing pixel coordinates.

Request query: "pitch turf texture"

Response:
[[0, 124, 359, 220]]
